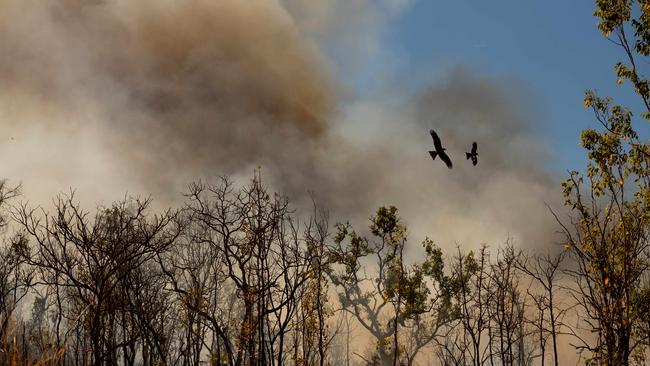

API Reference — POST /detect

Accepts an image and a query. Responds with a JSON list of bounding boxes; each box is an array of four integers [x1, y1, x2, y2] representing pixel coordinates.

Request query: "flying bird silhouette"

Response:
[[428, 129, 453, 169], [466, 142, 478, 166]]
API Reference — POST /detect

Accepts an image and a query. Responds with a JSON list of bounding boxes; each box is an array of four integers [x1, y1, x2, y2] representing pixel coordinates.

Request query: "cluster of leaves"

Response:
[[558, 1, 650, 364], [329, 206, 455, 365]]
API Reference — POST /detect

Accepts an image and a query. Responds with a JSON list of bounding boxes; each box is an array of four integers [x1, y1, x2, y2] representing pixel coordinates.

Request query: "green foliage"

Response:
[[421, 238, 444, 282], [595, 0, 632, 37], [560, 1, 650, 363], [330, 206, 453, 363], [370, 206, 400, 237], [594, 0, 650, 119]]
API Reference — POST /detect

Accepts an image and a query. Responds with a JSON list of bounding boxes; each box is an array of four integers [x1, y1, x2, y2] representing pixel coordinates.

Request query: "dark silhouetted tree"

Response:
[[14, 195, 181, 366]]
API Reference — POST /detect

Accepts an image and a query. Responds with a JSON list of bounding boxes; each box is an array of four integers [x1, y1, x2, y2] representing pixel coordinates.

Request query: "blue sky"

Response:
[[351, 1, 648, 173]]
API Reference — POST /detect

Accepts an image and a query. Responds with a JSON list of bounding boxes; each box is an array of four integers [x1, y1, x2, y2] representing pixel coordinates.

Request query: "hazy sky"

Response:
[[0, 4, 630, 362], [1, 0, 639, 256], [335, 0, 648, 172]]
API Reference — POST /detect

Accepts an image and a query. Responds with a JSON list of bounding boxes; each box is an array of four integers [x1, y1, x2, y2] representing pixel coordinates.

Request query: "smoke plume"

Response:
[[0, 0, 561, 253]]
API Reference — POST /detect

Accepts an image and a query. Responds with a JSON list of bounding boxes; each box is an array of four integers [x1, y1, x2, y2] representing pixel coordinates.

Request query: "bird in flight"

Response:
[[428, 129, 453, 169], [466, 142, 478, 166]]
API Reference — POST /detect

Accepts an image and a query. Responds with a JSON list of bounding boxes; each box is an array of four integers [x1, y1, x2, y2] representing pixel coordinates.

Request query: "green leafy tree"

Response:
[[329, 206, 452, 366], [557, 1, 650, 364]]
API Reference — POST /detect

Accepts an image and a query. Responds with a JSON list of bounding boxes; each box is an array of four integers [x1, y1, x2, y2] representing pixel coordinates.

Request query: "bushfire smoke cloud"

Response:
[[0, 0, 561, 252]]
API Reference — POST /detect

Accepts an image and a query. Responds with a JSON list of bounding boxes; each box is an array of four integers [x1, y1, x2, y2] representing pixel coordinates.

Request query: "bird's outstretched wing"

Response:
[[430, 129, 444, 151], [472, 142, 477, 154], [438, 150, 453, 169]]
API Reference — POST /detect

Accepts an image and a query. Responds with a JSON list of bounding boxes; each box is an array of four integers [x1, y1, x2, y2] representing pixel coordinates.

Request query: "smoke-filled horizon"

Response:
[[0, 0, 563, 254]]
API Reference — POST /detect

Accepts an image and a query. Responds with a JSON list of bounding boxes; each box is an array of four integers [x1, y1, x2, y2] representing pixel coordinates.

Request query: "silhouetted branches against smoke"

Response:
[[0, 180, 33, 364], [514, 248, 567, 366], [10, 194, 183, 365], [156, 174, 340, 366], [1, 170, 645, 365]]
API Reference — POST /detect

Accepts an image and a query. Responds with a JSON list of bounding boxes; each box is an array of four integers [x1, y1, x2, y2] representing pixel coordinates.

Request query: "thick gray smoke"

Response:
[[314, 69, 560, 253], [0, 0, 561, 253], [0, 0, 336, 201]]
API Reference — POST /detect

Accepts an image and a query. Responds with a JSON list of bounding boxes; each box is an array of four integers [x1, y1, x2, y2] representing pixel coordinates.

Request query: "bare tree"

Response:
[[0, 181, 37, 364], [485, 244, 531, 366], [176, 174, 316, 366], [444, 245, 490, 366], [515, 248, 566, 366], [13, 194, 181, 366]]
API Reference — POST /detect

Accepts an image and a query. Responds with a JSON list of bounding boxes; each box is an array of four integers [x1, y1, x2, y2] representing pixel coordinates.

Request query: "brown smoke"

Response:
[[304, 69, 561, 254], [0, 0, 561, 252], [0, 2, 575, 362], [0, 0, 334, 200]]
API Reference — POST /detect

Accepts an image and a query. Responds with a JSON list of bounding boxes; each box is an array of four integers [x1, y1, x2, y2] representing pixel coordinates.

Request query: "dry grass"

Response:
[[0, 312, 66, 366]]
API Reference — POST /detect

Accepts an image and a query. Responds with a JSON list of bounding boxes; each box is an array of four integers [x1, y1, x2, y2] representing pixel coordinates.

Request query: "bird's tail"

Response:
[[428, 151, 438, 160], [466, 152, 471, 160]]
